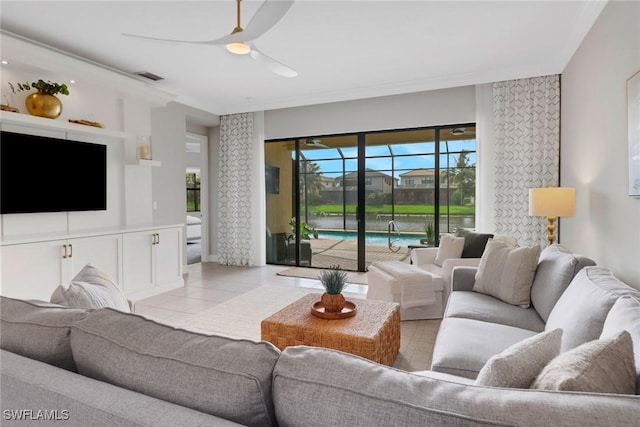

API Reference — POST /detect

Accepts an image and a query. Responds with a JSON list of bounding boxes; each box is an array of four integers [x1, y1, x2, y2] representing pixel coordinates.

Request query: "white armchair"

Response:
[[410, 234, 517, 309]]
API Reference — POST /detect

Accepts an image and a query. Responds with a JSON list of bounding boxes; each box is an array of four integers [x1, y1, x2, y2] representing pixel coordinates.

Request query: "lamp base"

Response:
[[546, 216, 557, 245]]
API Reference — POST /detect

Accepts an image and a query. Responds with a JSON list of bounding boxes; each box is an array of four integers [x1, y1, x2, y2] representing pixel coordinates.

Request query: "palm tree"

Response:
[[444, 150, 475, 205]]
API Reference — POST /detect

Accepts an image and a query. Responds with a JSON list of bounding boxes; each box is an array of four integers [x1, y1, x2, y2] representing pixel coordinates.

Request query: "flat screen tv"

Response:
[[1, 131, 107, 214]]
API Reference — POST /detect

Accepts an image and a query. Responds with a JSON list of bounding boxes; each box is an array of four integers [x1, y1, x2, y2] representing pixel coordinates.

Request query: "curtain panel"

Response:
[[217, 112, 255, 265], [493, 75, 560, 246]]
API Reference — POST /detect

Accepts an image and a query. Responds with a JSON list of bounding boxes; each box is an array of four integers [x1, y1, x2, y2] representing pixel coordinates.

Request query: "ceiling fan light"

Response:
[[226, 42, 251, 55]]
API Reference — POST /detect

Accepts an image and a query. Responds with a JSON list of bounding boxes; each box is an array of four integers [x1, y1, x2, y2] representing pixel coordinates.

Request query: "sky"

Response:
[[297, 139, 476, 179]]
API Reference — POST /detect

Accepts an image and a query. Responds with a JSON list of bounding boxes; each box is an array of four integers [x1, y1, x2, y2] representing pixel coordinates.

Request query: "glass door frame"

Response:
[[266, 122, 476, 272]]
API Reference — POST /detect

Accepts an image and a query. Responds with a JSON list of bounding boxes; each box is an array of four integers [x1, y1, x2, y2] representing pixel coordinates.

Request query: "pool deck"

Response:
[[308, 238, 411, 271]]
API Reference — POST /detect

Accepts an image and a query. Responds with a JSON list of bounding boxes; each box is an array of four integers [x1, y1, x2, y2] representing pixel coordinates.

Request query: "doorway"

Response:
[[185, 133, 208, 264]]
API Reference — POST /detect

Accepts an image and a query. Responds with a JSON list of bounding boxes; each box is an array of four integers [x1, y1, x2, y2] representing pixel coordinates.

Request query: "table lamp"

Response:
[[528, 187, 576, 244]]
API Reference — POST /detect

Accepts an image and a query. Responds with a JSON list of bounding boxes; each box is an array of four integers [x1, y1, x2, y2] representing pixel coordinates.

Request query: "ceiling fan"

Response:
[[123, 0, 297, 77]]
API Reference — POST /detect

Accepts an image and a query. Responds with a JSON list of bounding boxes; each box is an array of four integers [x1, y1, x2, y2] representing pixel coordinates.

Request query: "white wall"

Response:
[[561, 0, 640, 289], [151, 102, 187, 227], [265, 86, 476, 139]]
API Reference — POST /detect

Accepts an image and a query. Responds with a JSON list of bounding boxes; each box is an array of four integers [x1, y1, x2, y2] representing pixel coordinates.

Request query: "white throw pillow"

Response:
[[434, 234, 464, 267], [475, 329, 562, 388], [473, 240, 541, 307], [531, 331, 636, 395], [51, 263, 130, 312]]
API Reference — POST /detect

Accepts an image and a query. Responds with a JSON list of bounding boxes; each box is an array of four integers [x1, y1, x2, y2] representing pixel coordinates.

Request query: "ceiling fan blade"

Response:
[[206, 0, 295, 45], [243, 0, 295, 40], [250, 48, 298, 78], [122, 32, 212, 45]]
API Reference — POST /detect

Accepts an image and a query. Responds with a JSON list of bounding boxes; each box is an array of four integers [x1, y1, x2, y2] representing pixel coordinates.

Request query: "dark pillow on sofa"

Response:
[[455, 228, 494, 258]]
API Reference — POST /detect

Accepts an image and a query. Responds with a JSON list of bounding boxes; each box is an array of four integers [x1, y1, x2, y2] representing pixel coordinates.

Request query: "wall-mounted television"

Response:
[[265, 164, 280, 194], [1, 131, 107, 214]]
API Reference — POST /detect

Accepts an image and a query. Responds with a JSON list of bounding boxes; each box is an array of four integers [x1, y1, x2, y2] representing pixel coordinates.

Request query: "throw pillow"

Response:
[[531, 331, 636, 395], [475, 329, 562, 388], [434, 234, 465, 267], [454, 228, 494, 258], [473, 240, 541, 308], [51, 263, 130, 312], [600, 296, 640, 393]]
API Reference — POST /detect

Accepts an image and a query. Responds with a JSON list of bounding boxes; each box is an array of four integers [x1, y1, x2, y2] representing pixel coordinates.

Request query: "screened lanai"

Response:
[[265, 125, 477, 271]]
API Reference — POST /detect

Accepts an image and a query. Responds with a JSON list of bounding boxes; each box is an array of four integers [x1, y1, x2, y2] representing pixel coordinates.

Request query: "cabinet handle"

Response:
[[62, 244, 68, 259], [69, 244, 73, 258], [156, 233, 160, 245]]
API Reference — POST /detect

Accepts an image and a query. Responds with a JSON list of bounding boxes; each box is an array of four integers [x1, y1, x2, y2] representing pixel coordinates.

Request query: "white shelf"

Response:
[[0, 110, 133, 140], [136, 159, 162, 167]]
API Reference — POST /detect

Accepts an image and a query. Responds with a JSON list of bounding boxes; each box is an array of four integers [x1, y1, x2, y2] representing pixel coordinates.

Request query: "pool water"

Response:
[[317, 230, 424, 246]]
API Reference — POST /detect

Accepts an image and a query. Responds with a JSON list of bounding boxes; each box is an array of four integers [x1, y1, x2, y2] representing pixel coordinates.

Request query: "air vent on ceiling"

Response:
[[134, 71, 164, 81]]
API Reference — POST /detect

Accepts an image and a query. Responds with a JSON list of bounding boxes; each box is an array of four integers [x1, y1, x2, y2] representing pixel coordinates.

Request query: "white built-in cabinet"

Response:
[[0, 110, 184, 302], [0, 234, 122, 301], [122, 227, 182, 295], [0, 225, 183, 301]]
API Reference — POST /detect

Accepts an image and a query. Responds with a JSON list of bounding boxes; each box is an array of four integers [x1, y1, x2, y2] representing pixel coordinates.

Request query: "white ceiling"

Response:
[[0, 1, 606, 116]]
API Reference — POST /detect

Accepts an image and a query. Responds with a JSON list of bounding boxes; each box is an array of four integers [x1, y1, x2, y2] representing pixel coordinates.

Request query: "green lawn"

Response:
[[307, 204, 475, 215]]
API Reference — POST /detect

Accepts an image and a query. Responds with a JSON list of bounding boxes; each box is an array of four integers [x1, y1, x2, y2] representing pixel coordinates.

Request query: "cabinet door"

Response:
[[68, 234, 123, 290], [155, 227, 183, 287], [0, 240, 66, 300], [122, 231, 154, 294]]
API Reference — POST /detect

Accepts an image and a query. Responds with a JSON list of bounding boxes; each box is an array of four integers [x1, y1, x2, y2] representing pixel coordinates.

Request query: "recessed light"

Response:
[[1, 60, 9, 65], [69, 79, 76, 84]]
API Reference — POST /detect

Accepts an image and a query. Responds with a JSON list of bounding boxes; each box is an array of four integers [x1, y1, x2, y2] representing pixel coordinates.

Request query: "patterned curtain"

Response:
[[493, 75, 560, 246], [218, 113, 255, 265]]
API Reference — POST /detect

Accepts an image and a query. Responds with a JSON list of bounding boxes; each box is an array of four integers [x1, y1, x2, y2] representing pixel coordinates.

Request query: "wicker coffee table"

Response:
[[261, 293, 400, 365]]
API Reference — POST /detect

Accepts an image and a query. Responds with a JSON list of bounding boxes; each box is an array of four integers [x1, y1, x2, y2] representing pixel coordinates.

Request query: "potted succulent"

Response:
[[318, 265, 348, 312], [9, 79, 70, 119]]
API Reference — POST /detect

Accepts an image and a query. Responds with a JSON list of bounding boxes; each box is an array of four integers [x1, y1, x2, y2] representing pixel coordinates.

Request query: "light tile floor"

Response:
[[135, 262, 439, 371]]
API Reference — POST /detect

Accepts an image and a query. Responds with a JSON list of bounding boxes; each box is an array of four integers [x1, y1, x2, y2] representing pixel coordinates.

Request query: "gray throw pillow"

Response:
[[455, 228, 494, 258], [0, 296, 90, 371], [532, 331, 636, 395], [71, 308, 280, 426], [473, 240, 541, 307], [475, 329, 562, 388], [51, 263, 130, 312], [601, 296, 640, 393]]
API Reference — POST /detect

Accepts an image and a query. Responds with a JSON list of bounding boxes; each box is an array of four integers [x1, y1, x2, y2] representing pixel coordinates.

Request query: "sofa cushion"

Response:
[[430, 317, 537, 379], [434, 234, 464, 267], [0, 296, 90, 371], [473, 240, 541, 308], [530, 244, 595, 322], [1, 350, 241, 426], [532, 331, 636, 395], [445, 291, 545, 332], [273, 346, 640, 427], [51, 263, 130, 312], [475, 329, 562, 388], [454, 228, 494, 258], [545, 267, 640, 352], [70, 308, 280, 427], [601, 296, 640, 393]]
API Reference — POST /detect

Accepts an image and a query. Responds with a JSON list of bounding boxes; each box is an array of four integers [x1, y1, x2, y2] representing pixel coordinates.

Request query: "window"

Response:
[[186, 171, 201, 212], [405, 178, 414, 185]]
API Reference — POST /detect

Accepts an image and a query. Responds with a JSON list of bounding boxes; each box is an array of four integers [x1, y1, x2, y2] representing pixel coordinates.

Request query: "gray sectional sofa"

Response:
[[2, 244, 640, 426]]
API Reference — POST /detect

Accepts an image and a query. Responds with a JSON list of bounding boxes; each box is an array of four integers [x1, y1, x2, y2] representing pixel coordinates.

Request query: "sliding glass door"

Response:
[[265, 124, 476, 272]]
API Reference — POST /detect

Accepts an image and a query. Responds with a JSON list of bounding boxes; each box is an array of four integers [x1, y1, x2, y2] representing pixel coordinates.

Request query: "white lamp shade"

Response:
[[529, 187, 576, 217]]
